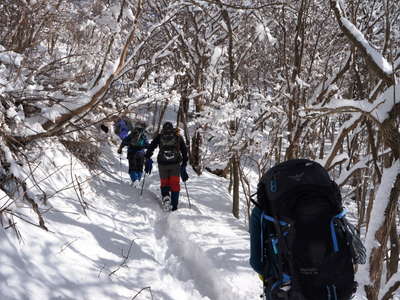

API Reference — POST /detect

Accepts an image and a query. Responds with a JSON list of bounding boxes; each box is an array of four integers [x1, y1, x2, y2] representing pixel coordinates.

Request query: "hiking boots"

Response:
[[162, 195, 172, 212], [130, 180, 140, 189]]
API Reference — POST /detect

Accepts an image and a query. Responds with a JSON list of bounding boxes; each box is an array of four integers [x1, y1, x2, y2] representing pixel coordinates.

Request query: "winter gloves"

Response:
[[145, 159, 153, 174], [180, 163, 189, 182], [117, 147, 122, 154]]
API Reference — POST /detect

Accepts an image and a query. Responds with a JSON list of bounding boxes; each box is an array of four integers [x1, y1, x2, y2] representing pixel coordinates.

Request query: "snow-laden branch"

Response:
[[320, 148, 391, 187], [0, 45, 24, 67], [115, 6, 183, 82], [0, 138, 47, 230], [16, 0, 144, 144], [330, 0, 394, 86], [356, 160, 400, 286], [308, 52, 351, 106], [319, 113, 362, 169], [335, 159, 367, 186], [380, 272, 400, 300], [340, 18, 393, 75], [310, 84, 400, 125], [192, 0, 294, 11]]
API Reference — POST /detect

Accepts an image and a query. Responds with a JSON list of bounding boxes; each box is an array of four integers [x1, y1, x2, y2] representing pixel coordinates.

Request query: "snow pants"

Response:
[[128, 151, 145, 182], [158, 163, 180, 210]]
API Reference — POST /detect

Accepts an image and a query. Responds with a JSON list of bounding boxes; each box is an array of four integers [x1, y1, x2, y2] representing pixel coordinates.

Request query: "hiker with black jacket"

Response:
[[144, 122, 188, 211], [117, 123, 148, 186]]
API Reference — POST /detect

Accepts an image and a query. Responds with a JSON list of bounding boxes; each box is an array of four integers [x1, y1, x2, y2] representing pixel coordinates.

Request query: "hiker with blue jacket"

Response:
[[117, 122, 149, 186], [114, 118, 132, 140], [144, 122, 188, 211]]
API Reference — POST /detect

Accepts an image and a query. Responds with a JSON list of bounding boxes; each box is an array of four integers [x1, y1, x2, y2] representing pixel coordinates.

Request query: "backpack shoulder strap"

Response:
[[250, 192, 261, 209], [130, 128, 143, 144]]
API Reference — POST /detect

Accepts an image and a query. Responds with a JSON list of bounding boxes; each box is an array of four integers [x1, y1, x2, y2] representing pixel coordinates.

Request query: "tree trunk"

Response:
[[177, 75, 191, 156], [387, 219, 399, 280], [365, 107, 400, 297], [231, 153, 240, 219], [190, 130, 202, 175]]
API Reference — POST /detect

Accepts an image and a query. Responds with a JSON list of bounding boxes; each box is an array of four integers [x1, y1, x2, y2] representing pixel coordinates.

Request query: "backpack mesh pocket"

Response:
[[335, 218, 366, 265]]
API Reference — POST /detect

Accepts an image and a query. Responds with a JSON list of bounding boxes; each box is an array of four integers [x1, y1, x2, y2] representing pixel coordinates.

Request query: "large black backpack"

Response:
[[129, 127, 146, 148], [157, 128, 182, 164], [253, 159, 365, 300]]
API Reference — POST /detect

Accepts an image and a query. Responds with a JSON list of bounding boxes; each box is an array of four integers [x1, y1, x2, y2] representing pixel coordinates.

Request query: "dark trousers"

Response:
[[128, 151, 145, 173]]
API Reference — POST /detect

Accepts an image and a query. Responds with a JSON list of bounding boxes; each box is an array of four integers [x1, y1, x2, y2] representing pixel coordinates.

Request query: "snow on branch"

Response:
[[17, 0, 144, 144], [0, 45, 23, 67], [310, 84, 400, 126], [330, 0, 394, 86], [0, 138, 47, 231], [335, 158, 368, 187], [340, 18, 393, 75], [380, 272, 400, 300], [319, 113, 362, 169], [198, 0, 294, 11], [308, 52, 351, 106], [357, 160, 400, 286]]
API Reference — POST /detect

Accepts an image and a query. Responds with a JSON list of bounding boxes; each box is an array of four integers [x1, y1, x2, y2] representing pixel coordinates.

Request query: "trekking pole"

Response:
[[183, 181, 191, 209], [119, 154, 123, 183], [140, 172, 146, 196]]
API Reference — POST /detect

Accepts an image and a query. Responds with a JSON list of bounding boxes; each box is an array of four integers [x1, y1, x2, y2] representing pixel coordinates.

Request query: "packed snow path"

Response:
[[101, 167, 259, 300], [0, 147, 259, 300]]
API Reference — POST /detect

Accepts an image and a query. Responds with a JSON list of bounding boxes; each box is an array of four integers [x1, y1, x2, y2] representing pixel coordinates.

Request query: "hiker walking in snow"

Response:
[[117, 122, 149, 186], [114, 117, 133, 140], [144, 121, 188, 211], [249, 159, 365, 300]]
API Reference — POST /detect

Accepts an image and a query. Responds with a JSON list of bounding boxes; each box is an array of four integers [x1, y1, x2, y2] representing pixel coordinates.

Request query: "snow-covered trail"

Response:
[[98, 161, 259, 300], [0, 145, 259, 300]]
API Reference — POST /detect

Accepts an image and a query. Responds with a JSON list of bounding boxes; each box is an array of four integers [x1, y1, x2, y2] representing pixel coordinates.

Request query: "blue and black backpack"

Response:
[[129, 127, 146, 149], [252, 159, 366, 300]]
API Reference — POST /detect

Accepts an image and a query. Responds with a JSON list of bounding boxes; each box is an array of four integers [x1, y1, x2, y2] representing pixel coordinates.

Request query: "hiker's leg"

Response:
[[169, 164, 181, 210], [131, 151, 144, 181], [158, 164, 170, 197], [135, 151, 145, 173], [170, 191, 179, 211], [128, 152, 136, 182]]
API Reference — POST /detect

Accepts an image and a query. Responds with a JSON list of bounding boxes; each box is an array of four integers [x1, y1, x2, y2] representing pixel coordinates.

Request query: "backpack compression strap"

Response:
[[134, 129, 144, 143], [260, 212, 292, 300], [260, 212, 290, 263], [330, 210, 347, 252]]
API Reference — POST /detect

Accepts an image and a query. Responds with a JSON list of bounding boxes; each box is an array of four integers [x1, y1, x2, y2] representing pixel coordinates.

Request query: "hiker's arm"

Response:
[[118, 134, 133, 153], [118, 135, 130, 150], [249, 206, 264, 275], [143, 135, 150, 149], [145, 134, 160, 159]]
